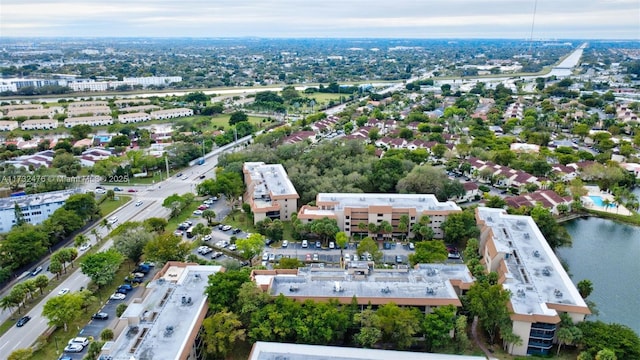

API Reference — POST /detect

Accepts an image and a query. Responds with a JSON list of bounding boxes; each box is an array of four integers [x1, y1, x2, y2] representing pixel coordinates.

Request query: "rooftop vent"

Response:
[[426, 268, 437, 276], [164, 326, 174, 337], [516, 289, 526, 298], [419, 197, 425, 202], [542, 267, 552, 276], [333, 281, 344, 292], [554, 289, 563, 298], [289, 285, 299, 292], [533, 250, 540, 258], [381, 286, 391, 293], [181, 296, 192, 305], [524, 233, 530, 239], [426, 287, 435, 295]]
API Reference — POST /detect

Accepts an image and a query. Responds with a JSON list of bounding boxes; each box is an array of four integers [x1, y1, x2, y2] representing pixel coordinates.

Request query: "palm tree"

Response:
[[357, 222, 367, 240], [91, 228, 101, 243], [74, 234, 89, 248], [602, 198, 611, 211], [202, 209, 216, 226]]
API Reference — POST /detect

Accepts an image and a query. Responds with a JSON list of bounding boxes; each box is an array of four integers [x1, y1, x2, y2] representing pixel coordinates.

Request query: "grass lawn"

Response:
[[166, 202, 203, 231], [99, 195, 131, 216], [219, 210, 255, 233]]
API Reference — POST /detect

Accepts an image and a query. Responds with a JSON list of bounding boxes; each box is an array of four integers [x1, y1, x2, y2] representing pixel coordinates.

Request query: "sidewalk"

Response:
[[471, 316, 499, 360]]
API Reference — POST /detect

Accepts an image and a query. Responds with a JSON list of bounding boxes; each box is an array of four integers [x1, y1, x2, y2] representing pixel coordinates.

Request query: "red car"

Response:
[[305, 254, 312, 262], [127, 189, 137, 193], [197, 204, 208, 210]]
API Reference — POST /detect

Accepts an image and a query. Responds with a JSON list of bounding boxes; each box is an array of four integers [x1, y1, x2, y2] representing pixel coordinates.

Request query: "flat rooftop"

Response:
[[268, 264, 473, 306], [0, 188, 81, 210], [103, 265, 222, 360], [476, 208, 589, 317], [249, 341, 485, 360], [316, 193, 461, 212], [245, 162, 298, 198]]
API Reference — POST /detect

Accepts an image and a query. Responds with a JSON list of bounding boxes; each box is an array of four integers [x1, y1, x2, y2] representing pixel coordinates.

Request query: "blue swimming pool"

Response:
[[589, 195, 615, 207]]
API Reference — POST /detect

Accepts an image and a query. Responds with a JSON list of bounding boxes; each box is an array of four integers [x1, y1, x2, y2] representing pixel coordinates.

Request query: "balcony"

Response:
[[529, 330, 555, 340], [530, 322, 557, 331]]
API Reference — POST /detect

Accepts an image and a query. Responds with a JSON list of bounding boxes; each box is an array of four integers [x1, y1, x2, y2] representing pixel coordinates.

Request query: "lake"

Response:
[[557, 215, 640, 335]]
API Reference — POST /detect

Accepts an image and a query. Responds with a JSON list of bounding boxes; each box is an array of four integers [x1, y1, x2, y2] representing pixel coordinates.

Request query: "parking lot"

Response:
[[60, 267, 157, 359]]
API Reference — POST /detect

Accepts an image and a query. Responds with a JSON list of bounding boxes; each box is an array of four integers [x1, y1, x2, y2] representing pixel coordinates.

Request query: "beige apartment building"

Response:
[[243, 162, 299, 224], [0, 121, 19, 131], [20, 119, 59, 130], [297, 193, 461, 239], [475, 207, 590, 356], [64, 115, 114, 128]]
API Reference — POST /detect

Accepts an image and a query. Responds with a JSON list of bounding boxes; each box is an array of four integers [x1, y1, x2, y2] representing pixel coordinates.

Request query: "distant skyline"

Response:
[[1, 0, 639, 40]]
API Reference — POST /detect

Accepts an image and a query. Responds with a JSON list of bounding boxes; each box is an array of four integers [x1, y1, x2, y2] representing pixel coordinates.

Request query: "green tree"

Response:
[[441, 210, 479, 246], [578, 321, 640, 360], [455, 315, 470, 353], [465, 280, 512, 344], [52, 152, 82, 177], [49, 258, 62, 279], [531, 204, 571, 248], [63, 193, 100, 221], [80, 249, 124, 288], [113, 226, 154, 264], [202, 310, 246, 358], [423, 305, 456, 351], [202, 209, 216, 226], [1, 224, 48, 269], [356, 237, 382, 262], [354, 306, 382, 348], [205, 269, 251, 312], [116, 303, 128, 317], [396, 164, 464, 201], [143, 234, 191, 264], [70, 124, 92, 141], [577, 279, 594, 299], [42, 292, 83, 331], [485, 195, 506, 208], [368, 157, 407, 193], [335, 231, 348, 256], [229, 111, 248, 125], [411, 215, 434, 241], [13, 202, 25, 227], [374, 302, 421, 349], [143, 217, 168, 233], [74, 234, 90, 248], [34, 274, 49, 295], [409, 240, 449, 265], [596, 349, 618, 360], [100, 328, 115, 341], [236, 233, 266, 261]]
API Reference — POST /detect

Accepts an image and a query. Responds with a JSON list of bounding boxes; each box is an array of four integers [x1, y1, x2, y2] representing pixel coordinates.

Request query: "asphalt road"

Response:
[[0, 138, 250, 359]]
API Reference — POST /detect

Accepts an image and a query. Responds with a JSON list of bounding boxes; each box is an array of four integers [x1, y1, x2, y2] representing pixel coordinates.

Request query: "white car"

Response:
[[329, 242, 335, 249], [107, 216, 118, 225], [203, 235, 212, 242], [95, 188, 106, 194], [282, 240, 289, 248], [262, 253, 269, 261], [193, 210, 203, 215], [79, 243, 91, 251], [228, 244, 237, 251], [68, 337, 90, 347], [135, 200, 143, 206], [110, 293, 126, 300], [221, 225, 232, 231], [58, 288, 70, 295]]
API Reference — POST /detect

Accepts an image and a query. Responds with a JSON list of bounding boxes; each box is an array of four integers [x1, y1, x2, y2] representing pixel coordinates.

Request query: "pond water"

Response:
[[557, 216, 640, 335]]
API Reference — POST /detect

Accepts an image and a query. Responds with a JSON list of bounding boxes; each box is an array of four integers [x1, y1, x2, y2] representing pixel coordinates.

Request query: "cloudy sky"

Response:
[[2, 0, 639, 39]]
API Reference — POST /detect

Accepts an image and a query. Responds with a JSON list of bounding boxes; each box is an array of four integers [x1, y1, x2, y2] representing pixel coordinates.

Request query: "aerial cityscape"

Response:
[[0, 2, 639, 360]]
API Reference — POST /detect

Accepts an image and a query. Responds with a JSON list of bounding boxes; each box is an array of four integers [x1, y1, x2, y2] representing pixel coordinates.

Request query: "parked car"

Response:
[[329, 242, 335, 249], [228, 244, 237, 251], [383, 242, 392, 250], [232, 228, 241, 234], [305, 253, 312, 262], [268, 253, 276, 262], [315, 241, 322, 248], [174, 230, 184, 236], [265, 238, 274, 246], [95, 188, 106, 194], [218, 224, 225, 230], [110, 293, 126, 300], [408, 242, 415, 250], [312, 253, 319, 261], [197, 204, 208, 210], [302, 240, 308, 248], [92, 312, 109, 320], [396, 255, 403, 264], [222, 225, 232, 231], [262, 253, 269, 261], [282, 240, 289, 248], [119, 283, 133, 291], [193, 210, 203, 215], [203, 235, 212, 242], [63, 344, 84, 353], [16, 315, 30, 327], [199, 174, 206, 179], [124, 276, 144, 284], [68, 337, 90, 347]]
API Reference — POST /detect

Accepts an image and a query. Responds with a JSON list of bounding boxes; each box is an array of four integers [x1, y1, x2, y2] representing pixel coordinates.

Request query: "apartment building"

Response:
[[0, 121, 19, 131], [67, 101, 108, 108], [66, 106, 112, 117], [118, 112, 151, 124], [6, 108, 55, 119], [20, 119, 59, 130], [114, 98, 151, 107], [99, 263, 222, 360], [150, 108, 194, 120], [297, 193, 461, 239], [251, 262, 474, 310], [64, 116, 114, 128], [475, 207, 590, 356], [0, 189, 82, 233], [242, 162, 299, 224], [118, 105, 161, 113], [0, 104, 42, 113]]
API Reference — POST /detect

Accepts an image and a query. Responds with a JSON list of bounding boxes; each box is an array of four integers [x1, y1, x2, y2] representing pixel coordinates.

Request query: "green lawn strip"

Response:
[[584, 208, 640, 226], [29, 260, 136, 360], [99, 195, 131, 216]]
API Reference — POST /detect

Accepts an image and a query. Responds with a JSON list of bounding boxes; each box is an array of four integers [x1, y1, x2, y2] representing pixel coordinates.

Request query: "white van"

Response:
[[301, 240, 308, 248]]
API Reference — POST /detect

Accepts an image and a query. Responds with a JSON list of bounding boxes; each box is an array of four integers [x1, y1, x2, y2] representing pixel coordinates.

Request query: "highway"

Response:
[[0, 137, 250, 358]]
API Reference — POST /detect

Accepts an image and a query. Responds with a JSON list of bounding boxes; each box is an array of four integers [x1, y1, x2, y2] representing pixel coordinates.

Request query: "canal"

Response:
[[557, 211, 640, 335]]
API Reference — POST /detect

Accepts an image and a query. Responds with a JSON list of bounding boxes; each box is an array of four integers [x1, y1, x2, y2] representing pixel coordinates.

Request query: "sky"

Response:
[[1, 0, 639, 39]]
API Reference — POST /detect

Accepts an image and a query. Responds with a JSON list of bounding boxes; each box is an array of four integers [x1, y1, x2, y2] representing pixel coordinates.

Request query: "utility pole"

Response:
[[165, 155, 170, 179]]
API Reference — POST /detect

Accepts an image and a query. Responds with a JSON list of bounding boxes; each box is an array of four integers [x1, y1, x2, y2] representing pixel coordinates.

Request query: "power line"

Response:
[[528, 0, 538, 56]]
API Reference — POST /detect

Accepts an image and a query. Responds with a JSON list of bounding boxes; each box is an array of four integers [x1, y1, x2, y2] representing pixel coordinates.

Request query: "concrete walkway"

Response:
[[471, 316, 499, 360]]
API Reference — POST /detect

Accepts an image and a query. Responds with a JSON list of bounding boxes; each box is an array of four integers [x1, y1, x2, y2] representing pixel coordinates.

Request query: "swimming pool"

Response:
[[589, 195, 615, 208]]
